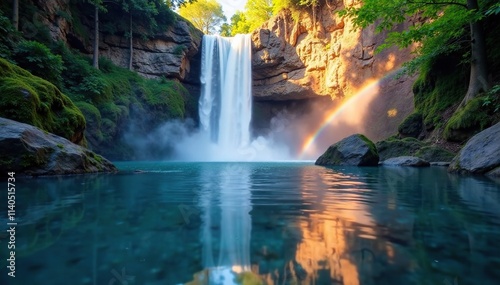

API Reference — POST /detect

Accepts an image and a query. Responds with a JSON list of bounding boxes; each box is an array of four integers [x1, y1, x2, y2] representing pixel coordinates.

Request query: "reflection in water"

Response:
[[3, 163, 500, 285], [192, 164, 253, 284]]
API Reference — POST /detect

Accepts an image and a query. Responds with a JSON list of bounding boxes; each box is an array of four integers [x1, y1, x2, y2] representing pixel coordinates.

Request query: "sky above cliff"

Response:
[[219, 0, 246, 19]]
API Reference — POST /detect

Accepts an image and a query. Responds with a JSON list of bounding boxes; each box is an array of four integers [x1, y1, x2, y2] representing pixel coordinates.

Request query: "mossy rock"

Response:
[[0, 117, 116, 175], [398, 112, 423, 138], [376, 138, 425, 161], [316, 134, 379, 166], [443, 97, 493, 142], [0, 58, 86, 145], [415, 146, 455, 162]]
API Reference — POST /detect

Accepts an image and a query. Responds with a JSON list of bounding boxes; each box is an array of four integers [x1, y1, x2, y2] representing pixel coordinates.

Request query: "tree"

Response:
[[340, 0, 495, 107], [116, 0, 158, 70], [89, 0, 107, 69], [178, 0, 226, 34], [12, 0, 18, 31], [219, 22, 231, 36], [244, 0, 273, 31], [229, 11, 251, 35]]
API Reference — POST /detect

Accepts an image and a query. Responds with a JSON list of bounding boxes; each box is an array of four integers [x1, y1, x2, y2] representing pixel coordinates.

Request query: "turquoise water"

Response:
[[1, 162, 500, 285]]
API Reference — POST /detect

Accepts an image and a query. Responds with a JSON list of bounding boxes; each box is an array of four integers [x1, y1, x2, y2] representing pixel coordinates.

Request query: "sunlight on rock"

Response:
[[385, 54, 396, 71], [387, 108, 398, 117]]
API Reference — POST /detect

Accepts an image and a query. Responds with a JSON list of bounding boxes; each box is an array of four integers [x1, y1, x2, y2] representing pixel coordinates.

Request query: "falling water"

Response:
[[199, 34, 252, 158]]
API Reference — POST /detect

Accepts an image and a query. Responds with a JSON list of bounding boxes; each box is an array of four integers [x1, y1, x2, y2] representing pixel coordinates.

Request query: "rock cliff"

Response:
[[30, 0, 202, 83], [251, 2, 415, 101]]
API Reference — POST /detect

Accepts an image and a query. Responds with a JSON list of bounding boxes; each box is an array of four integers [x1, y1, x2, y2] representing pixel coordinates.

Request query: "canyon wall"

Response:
[[30, 0, 202, 84], [250, 2, 417, 143], [251, 1, 415, 101]]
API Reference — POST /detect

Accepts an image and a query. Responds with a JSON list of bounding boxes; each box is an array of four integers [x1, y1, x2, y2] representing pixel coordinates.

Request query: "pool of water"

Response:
[[1, 162, 500, 285]]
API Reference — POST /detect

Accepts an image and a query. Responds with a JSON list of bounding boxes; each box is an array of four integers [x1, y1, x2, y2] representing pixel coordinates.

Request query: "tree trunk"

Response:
[[92, 5, 99, 69], [128, 12, 133, 71], [459, 0, 490, 108], [12, 0, 19, 31]]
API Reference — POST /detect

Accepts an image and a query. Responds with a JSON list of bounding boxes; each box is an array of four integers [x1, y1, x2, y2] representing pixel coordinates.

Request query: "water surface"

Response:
[[1, 162, 499, 285]]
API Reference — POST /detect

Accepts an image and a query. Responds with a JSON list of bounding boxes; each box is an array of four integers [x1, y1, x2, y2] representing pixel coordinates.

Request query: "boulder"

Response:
[[448, 122, 500, 174], [0, 117, 117, 176], [486, 167, 500, 177], [315, 134, 379, 166], [381, 156, 430, 167], [398, 113, 424, 138]]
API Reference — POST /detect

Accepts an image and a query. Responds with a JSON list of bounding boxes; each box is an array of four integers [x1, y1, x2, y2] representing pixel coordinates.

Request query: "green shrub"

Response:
[[0, 10, 18, 59], [98, 57, 116, 73], [13, 41, 63, 88]]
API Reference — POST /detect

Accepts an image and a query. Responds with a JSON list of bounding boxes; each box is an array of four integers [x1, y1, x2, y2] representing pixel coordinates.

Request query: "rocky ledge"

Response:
[[0, 117, 117, 176], [381, 156, 430, 167]]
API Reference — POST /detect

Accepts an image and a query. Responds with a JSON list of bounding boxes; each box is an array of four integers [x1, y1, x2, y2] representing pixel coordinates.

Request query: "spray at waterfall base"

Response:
[[127, 35, 412, 161]]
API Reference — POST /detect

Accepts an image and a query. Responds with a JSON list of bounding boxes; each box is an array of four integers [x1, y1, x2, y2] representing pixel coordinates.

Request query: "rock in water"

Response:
[[0, 117, 117, 176], [381, 156, 430, 167], [448, 122, 500, 175], [315, 134, 379, 166]]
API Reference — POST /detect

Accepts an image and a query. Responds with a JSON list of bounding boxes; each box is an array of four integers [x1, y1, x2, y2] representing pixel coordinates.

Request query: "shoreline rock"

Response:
[[381, 156, 430, 167], [315, 134, 379, 166], [0, 117, 117, 176], [448, 122, 500, 175]]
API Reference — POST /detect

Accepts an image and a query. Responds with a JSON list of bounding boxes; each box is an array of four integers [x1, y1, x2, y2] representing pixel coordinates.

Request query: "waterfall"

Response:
[[199, 35, 253, 158]]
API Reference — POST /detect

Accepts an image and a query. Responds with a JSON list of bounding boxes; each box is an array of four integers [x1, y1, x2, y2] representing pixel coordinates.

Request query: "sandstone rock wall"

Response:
[[251, 2, 415, 101], [31, 0, 202, 83]]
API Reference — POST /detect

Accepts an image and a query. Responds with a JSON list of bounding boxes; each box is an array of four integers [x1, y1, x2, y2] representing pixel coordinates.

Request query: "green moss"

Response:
[[20, 148, 53, 168], [412, 55, 468, 129], [0, 58, 86, 144], [443, 97, 492, 141], [376, 138, 425, 160], [358, 134, 379, 156], [235, 271, 264, 285], [415, 146, 455, 162]]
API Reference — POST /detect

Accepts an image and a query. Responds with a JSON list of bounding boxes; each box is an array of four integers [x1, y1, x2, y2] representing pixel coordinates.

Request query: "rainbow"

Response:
[[298, 70, 402, 159]]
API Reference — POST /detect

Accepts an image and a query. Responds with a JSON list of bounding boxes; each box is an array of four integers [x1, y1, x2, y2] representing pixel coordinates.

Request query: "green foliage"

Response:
[[178, 0, 226, 34], [0, 58, 86, 144], [244, 0, 273, 32], [272, 0, 300, 15], [0, 10, 19, 59], [338, 0, 499, 75], [13, 41, 63, 88], [482, 84, 500, 113], [486, 2, 500, 15], [228, 11, 251, 35]]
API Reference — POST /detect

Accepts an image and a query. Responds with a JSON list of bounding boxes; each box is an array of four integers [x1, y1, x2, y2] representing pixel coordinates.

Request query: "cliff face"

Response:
[[32, 0, 202, 83], [251, 2, 415, 101]]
